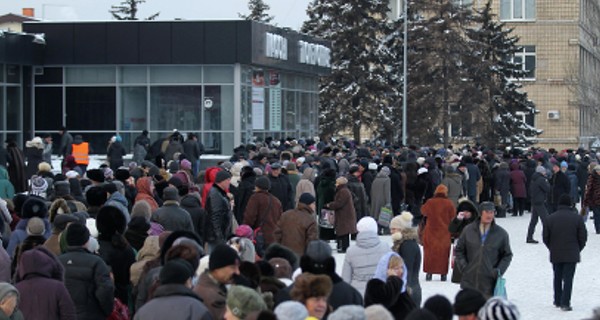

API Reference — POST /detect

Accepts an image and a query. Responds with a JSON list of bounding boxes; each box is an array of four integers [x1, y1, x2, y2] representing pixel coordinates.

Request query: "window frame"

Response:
[[500, 0, 536, 22], [509, 46, 537, 81]]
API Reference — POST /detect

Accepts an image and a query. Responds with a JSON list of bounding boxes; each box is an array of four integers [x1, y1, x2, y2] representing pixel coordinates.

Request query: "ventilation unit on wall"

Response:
[[547, 111, 560, 120]]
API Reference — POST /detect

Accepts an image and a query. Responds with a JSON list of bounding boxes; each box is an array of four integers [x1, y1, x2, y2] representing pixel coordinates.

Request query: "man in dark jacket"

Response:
[[527, 166, 551, 244], [463, 156, 481, 203], [454, 202, 512, 298], [204, 171, 232, 253], [268, 162, 294, 211], [548, 162, 570, 213], [274, 193, 319, 257], [58, 126, 73, 157], [152, 186, 195, 233], [183, 133, 203, 178], [59, 223, 114, 320], [543, 195, 587, 311]]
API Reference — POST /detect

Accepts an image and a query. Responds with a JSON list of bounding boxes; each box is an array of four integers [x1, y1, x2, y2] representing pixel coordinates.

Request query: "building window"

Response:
[[500, 0, 535, 21], [452, 0, 473, 6], [511, 46, 536, 80]]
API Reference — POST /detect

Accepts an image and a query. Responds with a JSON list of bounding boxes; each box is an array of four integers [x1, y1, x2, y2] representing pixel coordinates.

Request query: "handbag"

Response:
[[494, 191, 502, 207], [378, 205, 393, 227], [320, 209, 335, 227], [493, 270, 507, 299]]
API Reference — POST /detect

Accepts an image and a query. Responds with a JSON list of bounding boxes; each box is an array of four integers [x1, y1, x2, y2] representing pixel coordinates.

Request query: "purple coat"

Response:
[[510, 163, 527, 198], [15, 247, 76, 320]]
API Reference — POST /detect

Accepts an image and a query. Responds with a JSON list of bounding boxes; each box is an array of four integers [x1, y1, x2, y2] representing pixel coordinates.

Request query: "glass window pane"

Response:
[[0, 89, 4, 130], [150, 86, 202, 131], [35, 87, 63, 131], [6, 65, 20, 84], [121, 87, 147, 131], [67, 132, 114, 156], [120, 67, 147, 84], [0, 65, 4, 83], [6, 87, 20, 130], [525, 0, 535, 19], [500, 0, 511, 19], [150, 66, 202, 84], [525, 56, 536, 78], [203, 66, 234, 84], [283, 90, 296, 131], [524, 46, 535, 53], [66, 67, 116, 84], [514, 0, 523, 19], [203, 85, 234, 131], [202, 132, 234, 155], [66, 87, 116, 130], [35, 67, 63, 84]]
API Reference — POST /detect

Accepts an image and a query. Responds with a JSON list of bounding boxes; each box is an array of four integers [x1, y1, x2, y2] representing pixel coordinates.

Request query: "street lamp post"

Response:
[[402, 0, 408, 146]]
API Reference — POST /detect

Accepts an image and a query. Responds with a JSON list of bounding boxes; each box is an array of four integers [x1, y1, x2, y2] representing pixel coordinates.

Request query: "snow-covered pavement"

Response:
[[333, 211, 600, 319]]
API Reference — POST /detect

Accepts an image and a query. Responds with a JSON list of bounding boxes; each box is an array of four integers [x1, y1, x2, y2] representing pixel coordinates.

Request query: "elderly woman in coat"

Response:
[[421, 184, 455, 282], [326, 177, 358, 253]]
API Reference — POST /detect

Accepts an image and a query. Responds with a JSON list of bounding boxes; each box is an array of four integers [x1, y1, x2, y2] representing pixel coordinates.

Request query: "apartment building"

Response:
[[390, 0, 600, 149]]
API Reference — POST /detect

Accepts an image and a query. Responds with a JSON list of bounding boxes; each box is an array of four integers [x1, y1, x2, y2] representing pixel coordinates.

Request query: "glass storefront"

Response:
[[0, 64, 23, 145]]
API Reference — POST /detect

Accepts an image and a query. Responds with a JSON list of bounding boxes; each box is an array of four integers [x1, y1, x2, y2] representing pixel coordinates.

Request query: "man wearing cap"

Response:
[[543, 194, 587, 311], [453, 288, 486, 320], [58, 223, 114, 319], [194, 243, 240, 320], [243, 176, 282, 254], [268, 162, 294, 211], [152, 186, 195, 233], [274, 193, 318, 257], [527, 165, 551, 243], [135, 259, 212, 320], [204, 170, 233, 253], [454, 202, 512, 298]]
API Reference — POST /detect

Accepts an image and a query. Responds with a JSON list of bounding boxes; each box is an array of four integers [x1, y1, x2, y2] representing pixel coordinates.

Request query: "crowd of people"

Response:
[[0, 131, 598, 319]]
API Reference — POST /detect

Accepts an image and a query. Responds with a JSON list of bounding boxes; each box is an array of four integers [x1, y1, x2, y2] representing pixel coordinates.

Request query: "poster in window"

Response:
[[269, 70, 282, 131]]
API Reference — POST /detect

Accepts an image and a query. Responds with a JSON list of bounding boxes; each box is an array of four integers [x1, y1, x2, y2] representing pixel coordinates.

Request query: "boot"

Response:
[[426, 273, 432, 281], [441, 274, 447, 282]]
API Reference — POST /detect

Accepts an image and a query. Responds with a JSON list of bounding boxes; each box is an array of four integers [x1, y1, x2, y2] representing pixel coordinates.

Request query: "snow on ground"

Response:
[[332, 210, 600, 319]]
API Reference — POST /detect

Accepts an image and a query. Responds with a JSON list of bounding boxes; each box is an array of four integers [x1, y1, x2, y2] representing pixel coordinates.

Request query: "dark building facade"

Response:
[[14, 20, 329, 154]]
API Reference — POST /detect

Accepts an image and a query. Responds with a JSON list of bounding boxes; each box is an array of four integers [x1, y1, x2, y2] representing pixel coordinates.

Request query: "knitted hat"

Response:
[[328, 305, 366, 320], [235, 225, 254, 240], [209, 244, 240, 271], [349, 165, 360, 174], [424, 295, 453, 320], [21, 197, 48, 218], [390, 211, 413, 230], [454, 288, 487, 315], [159, 259, 194, 285], [274, 301, 309, 320], [30, 176, 48, 196], [26, 217, 46, 236], [96, 205, 127, 235], [298, 193, 316, 205], [104, 168, 114, 180], [180, 159, 192, 171], [65, 223, 90, 247], [535, 166, 546, 174], [478, 297, 520, 320], [54, 181, 71, 198], [86, 169, 105, 183], [255, 176, 271, 191], [286, 162, 297, 171], [226, 285, 268, 319], [560, 161, 568, 168], [215, 170, 231, 183], [558, 194, 573, 207], [162, 186, 179, 201], [356, 216, 378, 233], [0, 283, 19, 303], [114, 169, 130, 181]]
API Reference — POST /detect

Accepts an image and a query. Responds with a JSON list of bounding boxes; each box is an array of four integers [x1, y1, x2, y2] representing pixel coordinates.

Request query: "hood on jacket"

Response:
[[355, 230, 382, 249], [204, 167, 221, 184], [108, 191, 128, 208], [456, 198, 480, 218], [180, 192, 202, 208], [137, 235, 161, 262], [16, 246, 63, 282], [136, 177, 154, 196], [372, 252, 408, 292], [301, 167, 316, 182]]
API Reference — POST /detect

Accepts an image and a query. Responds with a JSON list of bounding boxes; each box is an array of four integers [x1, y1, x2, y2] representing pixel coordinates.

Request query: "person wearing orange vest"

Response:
[[71, 135, 92, 172]]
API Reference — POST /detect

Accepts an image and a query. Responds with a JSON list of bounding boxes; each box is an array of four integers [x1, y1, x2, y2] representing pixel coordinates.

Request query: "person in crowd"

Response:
[[131, 200, 164, 236], [7, 196, 51, 257], [527, 165, 551, 243], [133, 130, 151, 165], [106, 135, 126, 171], [183, 133, 203, 178], [543, 194, 587, 311], [58, 127, 73, 157], [462, 156, 481, 203], [453, 288, 486, 320], [286, 162, 301, 205], [124, 216, 150, 252], [448, 199, 479, 284], [134, 258, 212, 320], [583, 164, 600, 234], [423, 295, 453, 320], [59, 223, 114, 319], [326, 177, 358, 253], [233, 166, 257, 224], [342, 217, 390, 295], [364, 252, 416, 320], [316, 168, 336, 240], [24, 137, 44, 180], [44, 214, 78, 256], [390, 211, 422, 306], [135, 177, 159, 212], [0, 283, 24, 320], [42, 134, 53, 166], [0, 167, 14, 200], [70, 135, 91, 173], [268, 162, 294, 211], [274, 193, 318, 257], [509, 162, 527, 216], [494, 162, 511, 213], [421, 184, 455, 281], [548, 161, 570, 213], [6, 139, 26, 193], [179, 191, 205, 238], [347, 165, 369, 220], [244, 176, 283, 253], [224, 285, 268, 320], [370, 166, 391, 230], [454, 202, 513, 298], [14, 246, 76, 320], [152, 186, 194, 232], [441, 165, 463, 208], [11, 217, 47, 277], [290, 273, 333, 320], [204, 170, 233, 253]]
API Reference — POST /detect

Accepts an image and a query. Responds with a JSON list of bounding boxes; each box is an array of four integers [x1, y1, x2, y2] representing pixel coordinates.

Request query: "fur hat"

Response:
[[304, 240, 332, 263], [65, 170, 79, 179], [454, 288, 486, 316], [357, 216, 378, 233], [335, 176, 348, 185], [96, 205, 127, 235], [54, 181, 71, 198], [424, 295, 453, 320], [535, 165, 546, 174], [264, 243, 299, 270], [255, 176, 271, 191], [65, 223, 90, 247], [159, 259, 194, 285], [114, 169, 130, 181], [478, 297, 520, 320], [298, 193, 316, 205], [434, 184, 448, 196], [86, 169, 105, 183], [390, 211, 413, 230], [269, 257, 292, 279], [290, 273, 333, 302], [26, 217, 46, 236], [226, 285, 268, 319], [21, 196, 48, 218], [479, 201, 496, 213], [38, 162, 52, 173], [215, 170, 231, 183], [209, 244, 240, 271]]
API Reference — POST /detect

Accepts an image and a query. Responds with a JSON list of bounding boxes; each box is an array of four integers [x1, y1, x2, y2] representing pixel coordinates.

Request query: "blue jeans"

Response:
[[553, 262, 576, 307]]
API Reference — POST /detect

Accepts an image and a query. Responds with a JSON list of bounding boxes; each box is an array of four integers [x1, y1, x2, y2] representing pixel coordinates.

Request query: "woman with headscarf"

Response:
[[364, 252, 416, 320], [326, 177, 358, 253], [420, 184, 455, 282], [390, 212, 422, 306], [0, 283, 24, 320], [135, 177, 159, 212]]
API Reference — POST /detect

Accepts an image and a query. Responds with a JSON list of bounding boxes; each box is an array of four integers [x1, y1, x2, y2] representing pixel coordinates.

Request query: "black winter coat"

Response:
[[58, 248, 114, 320], [364, 276, 416, 320], [529, 172, 550, 205], [347, 175, 369, 219], [549, 171, 570, 206], [204, 185, 231, 244], [180, 193, 206, 239], [393, 228, 422, 307], [233, 174, 256, 224], [387, 166, 405, 215], [97, 239, 136, 305], [268, 174, 294, 211], [543, 205, 587, 263], [107, 142, 126, 171]]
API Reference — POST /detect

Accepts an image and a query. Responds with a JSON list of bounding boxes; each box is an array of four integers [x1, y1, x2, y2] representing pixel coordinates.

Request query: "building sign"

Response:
[[298, 40, 331, 67], [265, 33, 288, 61], [252, 70, 266, 130], [269, 70, 282, 131]]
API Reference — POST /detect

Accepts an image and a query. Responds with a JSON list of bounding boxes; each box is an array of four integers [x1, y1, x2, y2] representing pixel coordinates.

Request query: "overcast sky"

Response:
[[0, 0, 312, 30]]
